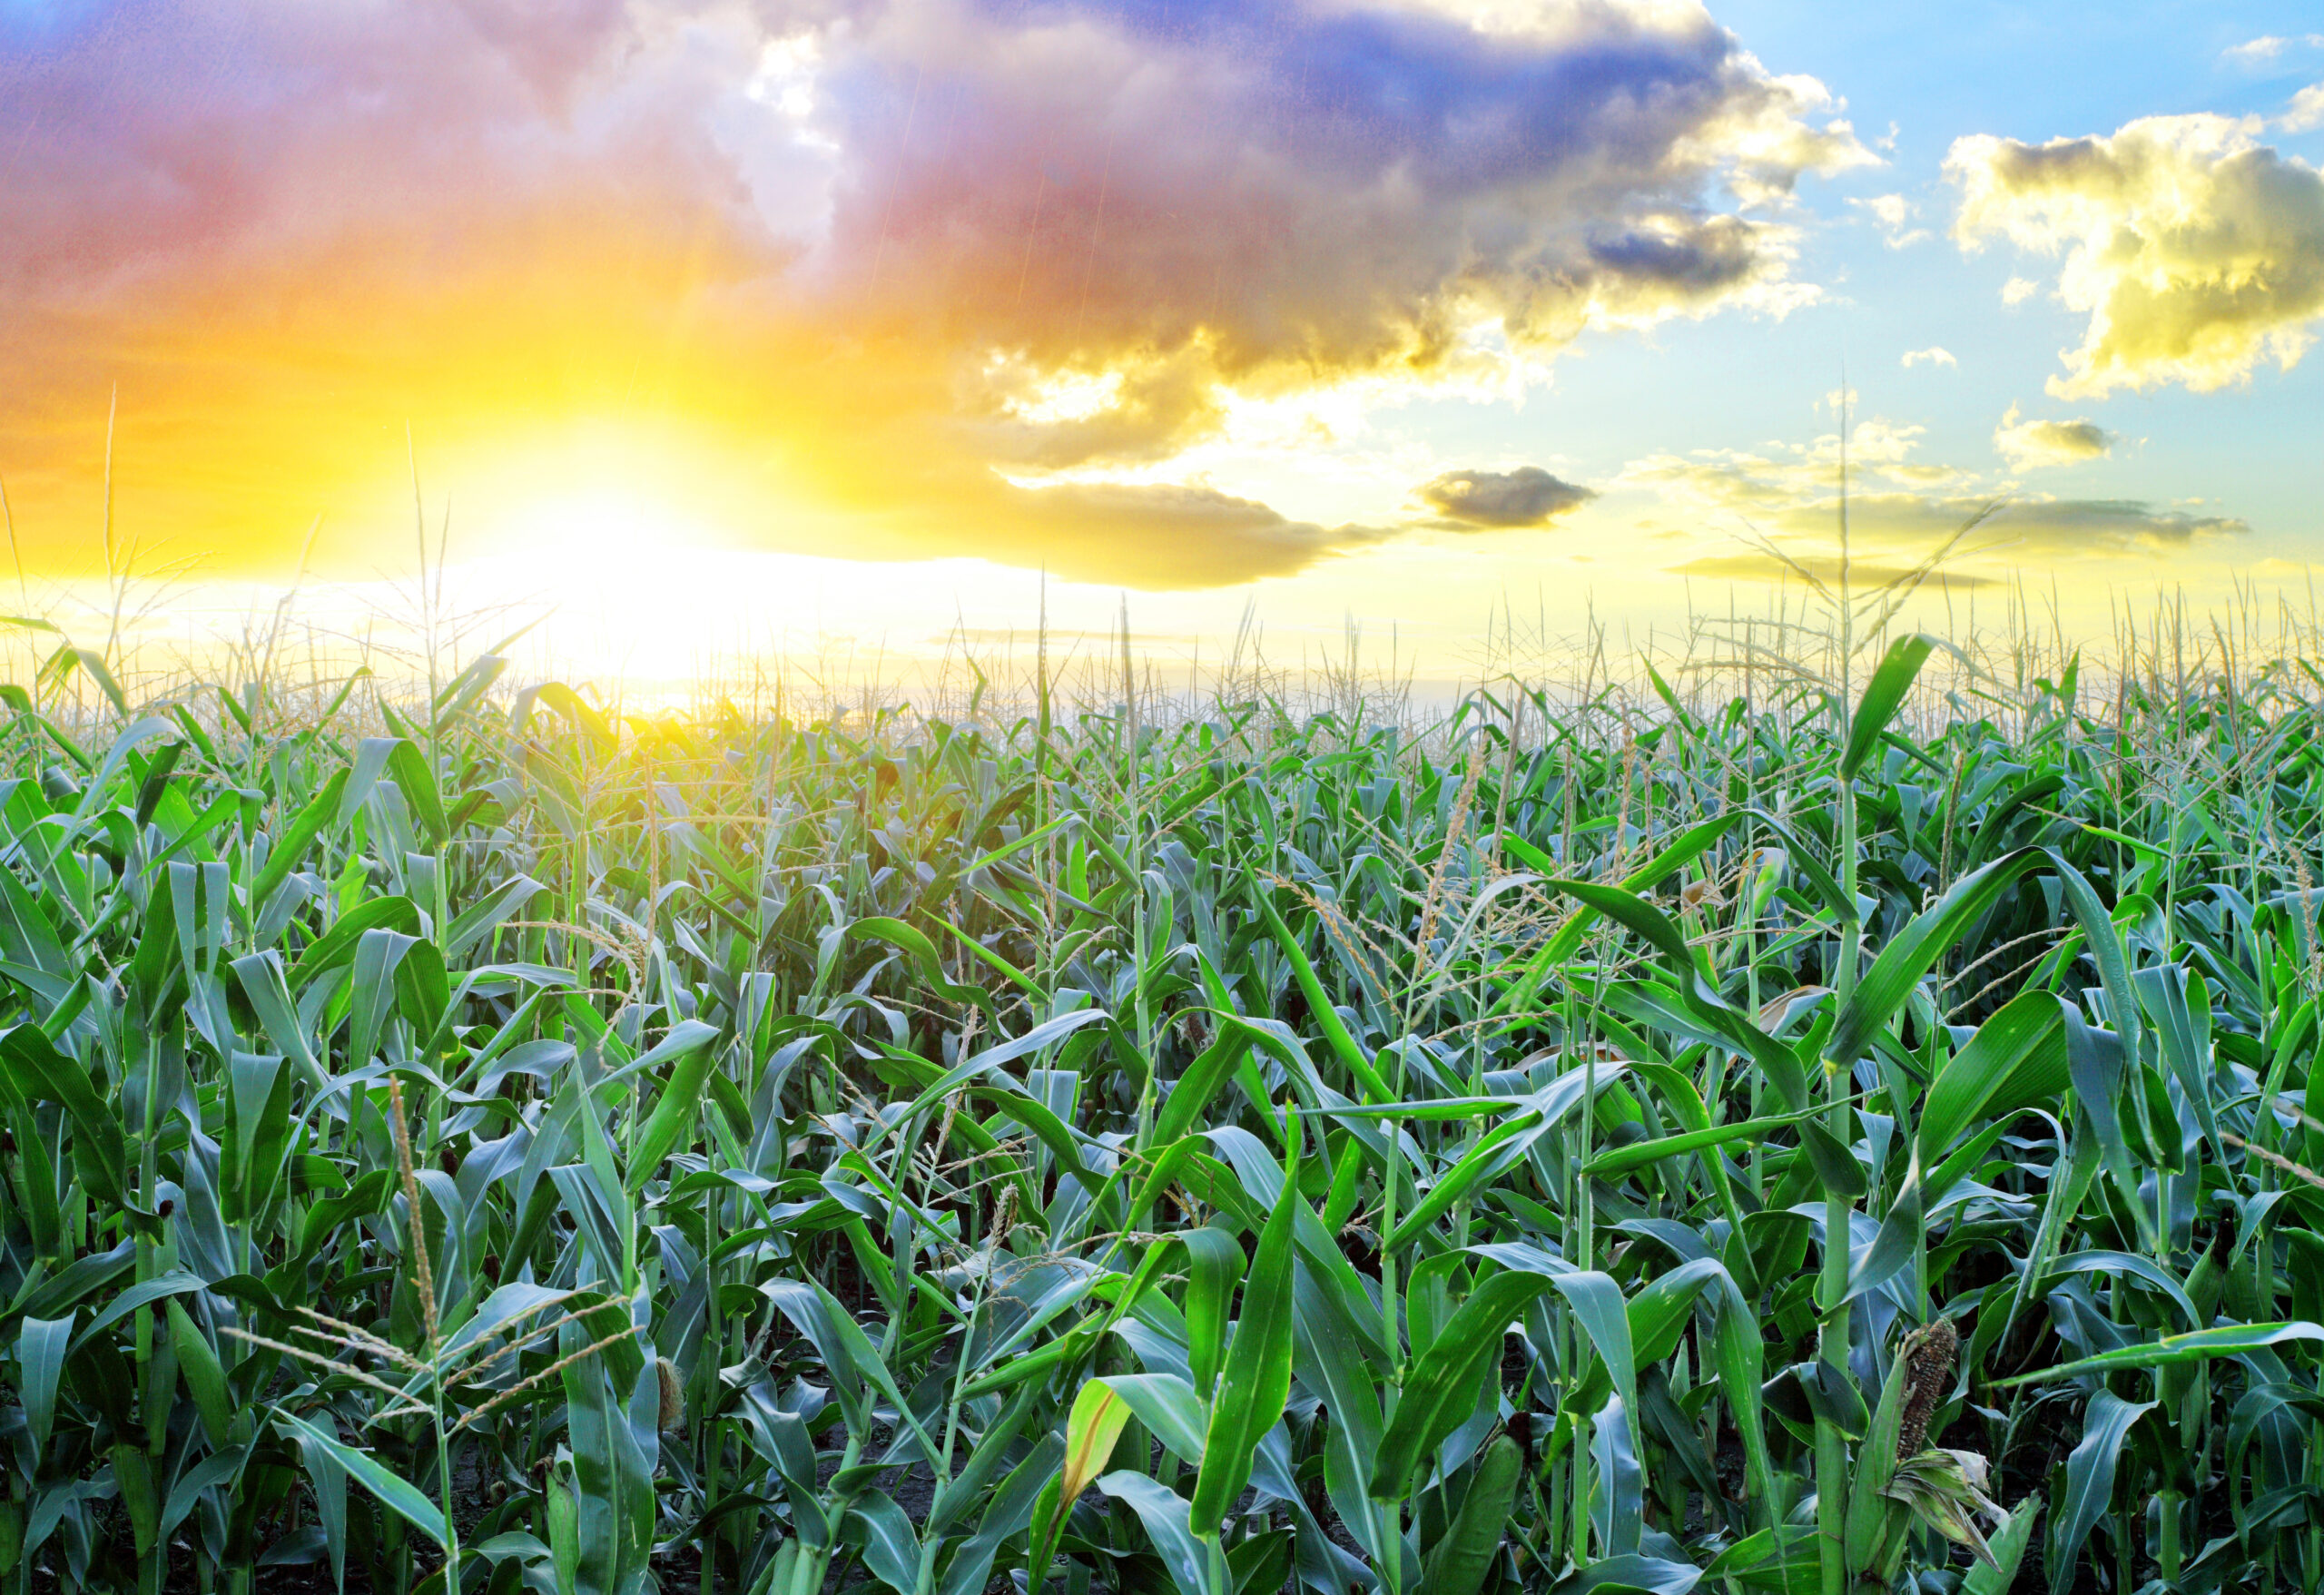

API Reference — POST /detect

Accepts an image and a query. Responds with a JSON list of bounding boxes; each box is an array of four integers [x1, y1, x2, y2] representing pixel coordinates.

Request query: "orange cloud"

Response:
[[0, 0, 1866, 587]]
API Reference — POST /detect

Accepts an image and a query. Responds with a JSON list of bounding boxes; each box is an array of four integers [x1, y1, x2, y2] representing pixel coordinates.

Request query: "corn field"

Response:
[[6, 623, 2324, 1595]]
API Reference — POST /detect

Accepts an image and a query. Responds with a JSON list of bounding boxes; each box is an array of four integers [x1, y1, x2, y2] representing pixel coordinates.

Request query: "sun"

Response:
[[441, 416, 746, 605], [458, 487, 763, 683], [488, 489, 713, 598]]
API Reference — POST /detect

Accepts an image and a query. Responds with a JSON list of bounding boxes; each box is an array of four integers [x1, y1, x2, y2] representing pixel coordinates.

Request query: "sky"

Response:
[[5, 0, 2324, 679]]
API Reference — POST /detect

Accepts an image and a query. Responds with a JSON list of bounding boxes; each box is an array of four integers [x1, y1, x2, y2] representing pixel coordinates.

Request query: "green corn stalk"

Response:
[[1, 588, 2322, 1595]]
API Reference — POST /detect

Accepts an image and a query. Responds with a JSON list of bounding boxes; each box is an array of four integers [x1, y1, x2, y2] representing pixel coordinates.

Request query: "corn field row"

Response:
[[4, 629, 2324, 1595]]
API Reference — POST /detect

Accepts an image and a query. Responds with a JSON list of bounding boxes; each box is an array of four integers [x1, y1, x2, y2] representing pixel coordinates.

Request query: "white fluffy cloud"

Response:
[[1948, 114, 2324, 398], [2225, 34, 2324, 66], [1850, 192, 1929, 247], [1901, 346, 1956, 369]]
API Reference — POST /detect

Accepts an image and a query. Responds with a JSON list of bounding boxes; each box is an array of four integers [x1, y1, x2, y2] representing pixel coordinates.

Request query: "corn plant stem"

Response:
[[700, 1154, 723, 1595], [1817, 484, 1862, 1595], [1565, 961, 1594, 1570], [1124, 616, 1157, 1155], [1373, 883, 1442, 1595], [433, 1389, 461, 1594], [787, 1426, 864, 1595], [133, 1011, 165, 1595], [1452, 924, 1493, 1255], [2308, 1438, 2324, 1594], [939, 1201, 1000, 1487], [1379, 1098, 1406, 1595], [1584, 956, 1610, 1542], [1816, 890, 1857, 1591]]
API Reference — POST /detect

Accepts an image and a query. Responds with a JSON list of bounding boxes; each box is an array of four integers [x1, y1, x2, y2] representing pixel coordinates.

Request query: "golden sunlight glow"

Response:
[[488, 492, 713, 595], [445, 419, 737, 562], [2, 0, 2309, 682]]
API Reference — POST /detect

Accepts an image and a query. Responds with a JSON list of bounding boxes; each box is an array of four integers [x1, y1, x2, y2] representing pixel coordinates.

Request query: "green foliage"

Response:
[[2, 629, 2324, 1595]]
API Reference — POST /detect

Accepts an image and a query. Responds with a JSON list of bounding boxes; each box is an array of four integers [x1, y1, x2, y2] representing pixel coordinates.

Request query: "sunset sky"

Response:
[[5, 0, 2324, 674]]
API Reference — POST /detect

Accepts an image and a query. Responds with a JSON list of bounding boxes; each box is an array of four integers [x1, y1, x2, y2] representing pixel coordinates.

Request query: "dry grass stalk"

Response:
[[385, 1078, 439, 1345], [2223, 1133, 2324, 1192]]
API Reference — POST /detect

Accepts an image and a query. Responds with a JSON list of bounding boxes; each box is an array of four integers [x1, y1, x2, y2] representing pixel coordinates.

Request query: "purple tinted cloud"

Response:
[[0, 0, 1865, 585]]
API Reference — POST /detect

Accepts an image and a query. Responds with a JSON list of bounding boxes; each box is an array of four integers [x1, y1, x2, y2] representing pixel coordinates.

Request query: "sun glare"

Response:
[[441, 417, 753, 604], [491, 491, 710, 595], [458, 487, 754, 678]]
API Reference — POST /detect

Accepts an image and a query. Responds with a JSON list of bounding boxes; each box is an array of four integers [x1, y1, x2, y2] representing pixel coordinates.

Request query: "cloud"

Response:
[[1676, 554, 1997, 588], [1993, 404, 2112, 471], [1901, 346, 1956, 369], [0, 0, 1872, 588], [1699, 488, 2239, 556], [1618, 417, 1976, 511], [2001, 275, 2040, 306], [1849, 192, 1929, 247], [943, 625, 1194, 646], [1622, 418, 2241, 557], [998, 482, 1391, 586], [827, 0, 1872, 411], [2225, 34, 2324, 66], [1947, 114, 2324, 398], [2287, 84, 2324, 133], [1414, 466, 1595, 528]]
